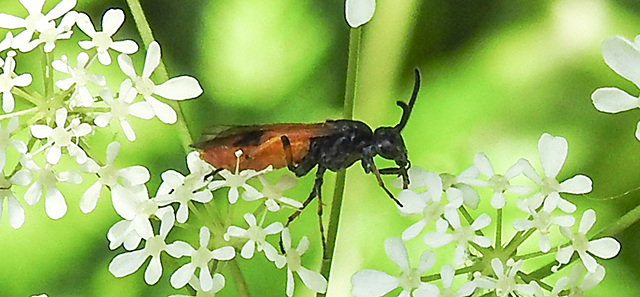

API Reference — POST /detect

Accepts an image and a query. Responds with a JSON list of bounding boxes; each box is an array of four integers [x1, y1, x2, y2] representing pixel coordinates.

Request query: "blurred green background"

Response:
[[2, 0, 640, 296]]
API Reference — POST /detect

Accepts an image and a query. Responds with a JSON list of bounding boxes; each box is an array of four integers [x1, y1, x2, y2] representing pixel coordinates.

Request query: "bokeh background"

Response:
[[1, 0, 640, 296]]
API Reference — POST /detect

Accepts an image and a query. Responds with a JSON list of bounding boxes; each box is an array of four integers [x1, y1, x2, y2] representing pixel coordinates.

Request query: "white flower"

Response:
[[0, 51, 32, 112], [117, 41, 203, 124], [397, 173, 462, 241], [20, 155, 81, 219], [281, 228, 327, 296], [79, 141, 150, 213], [423, 212, 491, 266], [94, 80, 154, 141], [52, 52, 106, 108], [109, 211, 183, 284], [108, 184, 171, 249], [225, 213, 284, 264], [441, 168, 481, 209], [18, 11, 76, 53], [473, 258, 535, 297], [169, 226, 235, 291], [156, 151, 213, 223], [513, 194, 575, 253], [345, 0, 375, 28], [76, 8, 138, 65], [591, 35, 640, 140], [351, 237, 434, 297], [412, 265, 476, 297], [169, 274, 225, 297], [0, 117, 27, 169], [463, 153, 530, 209], [523, 134, 592, 213], [0, 0, 76, 48], [208, 166, 269, 204], [30, 108, 91, 165], [556, 209, 621, 272], [244, 174, 302, 212], [0, 169, 31, 228]]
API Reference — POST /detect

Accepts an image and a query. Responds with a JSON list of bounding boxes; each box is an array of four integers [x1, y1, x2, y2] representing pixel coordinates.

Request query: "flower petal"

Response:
[[560, 175, 592, 194], [155, 76, 203, 100], [142, 41, 161, 78], [109, 250, 147, 277], [384, 237, 408, 270], [345, 0, 375, 28], [592, 87, 639, 113], [351, 269, 398, 297], [297, 267, 327, 294], [170, 263, 195, 289], [602, 35, 640, 86], [588, 237, 621, 259], [538, 133, 567, 178], [45, 187, 67, 219]]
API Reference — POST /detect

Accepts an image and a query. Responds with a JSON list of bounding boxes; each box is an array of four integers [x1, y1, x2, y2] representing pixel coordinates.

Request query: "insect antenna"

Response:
[[394, 68, 421, 131]]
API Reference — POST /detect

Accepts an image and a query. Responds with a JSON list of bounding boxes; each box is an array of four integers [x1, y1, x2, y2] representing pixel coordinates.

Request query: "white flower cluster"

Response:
[[351, 133, 621, 297], [105, 150, 326, 296], [0, 0, 202, 229]]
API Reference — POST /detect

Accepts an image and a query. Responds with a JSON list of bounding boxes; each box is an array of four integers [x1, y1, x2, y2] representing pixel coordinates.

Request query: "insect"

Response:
[[193, 69, 421, 248]]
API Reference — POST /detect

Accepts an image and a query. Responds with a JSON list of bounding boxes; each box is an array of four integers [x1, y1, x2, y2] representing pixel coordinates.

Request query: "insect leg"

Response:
[[281, 166, 327, 253], [378, 166, 410, 189], [203, 168, 223, 182], [363, 157, 404, 207]]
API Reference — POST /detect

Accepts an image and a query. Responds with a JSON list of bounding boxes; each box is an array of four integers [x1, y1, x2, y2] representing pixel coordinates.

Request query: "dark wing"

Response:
[[192, 123, 334, 149]]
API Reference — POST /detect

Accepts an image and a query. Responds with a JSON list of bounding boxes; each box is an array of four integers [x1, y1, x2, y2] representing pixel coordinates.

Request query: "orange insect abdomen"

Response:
[[198, 130, 314, 171]]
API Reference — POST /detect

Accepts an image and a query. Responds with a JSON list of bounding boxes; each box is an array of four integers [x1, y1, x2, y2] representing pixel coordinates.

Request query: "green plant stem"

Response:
[[496, 208, 503, 249], [318, 27, 362, 296], [227, 259, 251, 297], [125, 0, 194, 152]]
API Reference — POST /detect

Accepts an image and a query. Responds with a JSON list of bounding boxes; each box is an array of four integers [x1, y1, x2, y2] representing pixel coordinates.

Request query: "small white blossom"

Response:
[[556, 209, 621, 272], [169, 274, 226, 297], [79, 141, 150, 213], [108, 184, 171, 249], [21, 155, 81, 219], [117, 41, 203, 124], [30, 108, 91, 164], [463, 153, 530, 209], [19, 11, 76, 53], [208, 166, 270, 204], [169, 226, 235, 291], [109, 211, 183, 284], [513, 194, 575, 253], [423, 211, 491, 266], [156, 151, 213, 223], [0, 169, 31, 228], [225, 213, 284, 264], [76, 8, 138, 65], [0, 0, 76, 48], [0, 51, 32, 112], [474, 258, 535, 297], [591, 35, 640, 141], [413, 265, 476, 297], [244, 174, 302, 212], [352, 237, 434, 297], [94, 80, 154, 141], [523, 134, 592, 213], [52, 52, 106, 108], [345, 0, 375, 28], [398, 173, 462, 241], [441, 168, 481, 209], [281, 228, 327, 296]]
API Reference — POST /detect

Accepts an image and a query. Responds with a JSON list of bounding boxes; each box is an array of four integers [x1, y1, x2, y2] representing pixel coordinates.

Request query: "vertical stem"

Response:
[[318, 27, 362, 295], [125, 0, 194, 152], [228, 259, 251, 297], [496, 208, 503, 249]]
